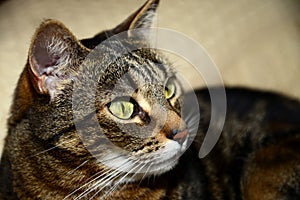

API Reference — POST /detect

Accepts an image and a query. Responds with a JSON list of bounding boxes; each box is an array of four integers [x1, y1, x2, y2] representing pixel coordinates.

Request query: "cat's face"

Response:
[[64, 30, 190, 178], [25, 0, 194, 185], [78, 47, 189, 176]]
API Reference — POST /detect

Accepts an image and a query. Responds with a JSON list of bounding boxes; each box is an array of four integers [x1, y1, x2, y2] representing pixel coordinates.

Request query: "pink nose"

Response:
[[167, 129, 189, 145]]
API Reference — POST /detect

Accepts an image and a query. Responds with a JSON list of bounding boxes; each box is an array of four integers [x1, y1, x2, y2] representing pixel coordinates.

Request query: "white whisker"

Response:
[[100, 160, 143, 200], [75, 169, 121, 200], [138, 162, 153, 184], [66, 159, 90, 176], [63, 168, 112, 200], [27, 140, 69, 158], [75, 158, 134, 200]]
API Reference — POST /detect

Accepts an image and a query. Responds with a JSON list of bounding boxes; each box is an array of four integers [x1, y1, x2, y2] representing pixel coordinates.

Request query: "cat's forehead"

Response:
[[116, 52, 173, 92], [94, 46, 174, 83], [128, 51, 174, 81], [87, 48, 175, 101], [77, 39, 176, 103]]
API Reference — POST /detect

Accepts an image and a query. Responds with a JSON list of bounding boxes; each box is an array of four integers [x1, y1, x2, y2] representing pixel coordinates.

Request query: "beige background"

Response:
[[0, 0, 299, 154]]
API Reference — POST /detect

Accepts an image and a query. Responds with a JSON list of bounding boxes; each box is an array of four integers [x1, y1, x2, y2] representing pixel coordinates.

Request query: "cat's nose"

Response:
[[167, 129, 189, 145]]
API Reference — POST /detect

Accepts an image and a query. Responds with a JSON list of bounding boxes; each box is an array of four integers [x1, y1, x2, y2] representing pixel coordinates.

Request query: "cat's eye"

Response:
[[164, 79, 176, 100], [108, 101, 134, 120]]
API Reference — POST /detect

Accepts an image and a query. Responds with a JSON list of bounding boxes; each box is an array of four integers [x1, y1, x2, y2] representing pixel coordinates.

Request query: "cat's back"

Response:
[[191, 87, 300, 200]]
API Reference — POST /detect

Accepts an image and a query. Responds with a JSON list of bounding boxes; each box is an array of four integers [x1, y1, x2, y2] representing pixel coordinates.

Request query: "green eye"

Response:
[[108, 101, 134, 120], [164, 80, 176, 99]]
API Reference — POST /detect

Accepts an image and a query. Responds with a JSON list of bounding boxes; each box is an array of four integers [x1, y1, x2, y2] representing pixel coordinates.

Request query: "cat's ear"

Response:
[[28, 19, 87, 98], [113, 0, 159, 33], [81, 0, 159, 48]]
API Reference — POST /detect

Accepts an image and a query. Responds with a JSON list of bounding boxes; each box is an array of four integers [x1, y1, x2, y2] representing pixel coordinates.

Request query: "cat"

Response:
[[1, 0, 300, 199]]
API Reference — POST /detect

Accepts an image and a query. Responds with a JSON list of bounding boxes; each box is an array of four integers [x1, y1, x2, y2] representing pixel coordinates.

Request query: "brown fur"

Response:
[[242, 136, 300, 200]]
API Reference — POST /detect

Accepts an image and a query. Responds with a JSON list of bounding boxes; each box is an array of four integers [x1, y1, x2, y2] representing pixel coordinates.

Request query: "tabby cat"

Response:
[[1, 0, 300, 199]]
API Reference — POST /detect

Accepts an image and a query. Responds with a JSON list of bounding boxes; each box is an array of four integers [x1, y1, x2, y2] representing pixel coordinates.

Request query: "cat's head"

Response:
[[20, 0, 196, 181]]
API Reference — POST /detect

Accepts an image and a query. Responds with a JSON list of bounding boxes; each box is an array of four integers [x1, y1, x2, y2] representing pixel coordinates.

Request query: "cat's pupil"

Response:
[[108, 101, 135, 120], [121, 104, 125, 113]]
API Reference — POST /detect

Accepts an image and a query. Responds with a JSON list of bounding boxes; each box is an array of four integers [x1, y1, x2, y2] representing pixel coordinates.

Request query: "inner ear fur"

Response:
[[28, 19, 88, 97], [9, 20, 89, 127]]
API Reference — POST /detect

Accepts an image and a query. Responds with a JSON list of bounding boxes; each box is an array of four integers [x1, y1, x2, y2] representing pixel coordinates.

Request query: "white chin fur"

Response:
[[96, 137, 189, 186], [146, 136, 189, 176]]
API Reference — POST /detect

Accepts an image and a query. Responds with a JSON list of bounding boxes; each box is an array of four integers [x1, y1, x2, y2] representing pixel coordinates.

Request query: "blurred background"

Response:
[[0, 0, 299, 154]]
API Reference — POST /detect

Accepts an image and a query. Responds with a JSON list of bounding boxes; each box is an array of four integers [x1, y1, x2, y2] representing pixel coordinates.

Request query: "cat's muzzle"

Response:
[[167, 129, 189, 145]]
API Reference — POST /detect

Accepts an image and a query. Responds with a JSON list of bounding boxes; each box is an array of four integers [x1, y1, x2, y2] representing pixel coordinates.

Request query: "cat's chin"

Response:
[[139, 137, 190, 177], [94, 137, 189, 185], [151, 142, 183, 172], [125, 156, 179, 184]]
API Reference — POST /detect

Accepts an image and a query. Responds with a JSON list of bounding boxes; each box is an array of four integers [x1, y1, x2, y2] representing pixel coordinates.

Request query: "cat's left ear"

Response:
[[28, 19, 88, 98]]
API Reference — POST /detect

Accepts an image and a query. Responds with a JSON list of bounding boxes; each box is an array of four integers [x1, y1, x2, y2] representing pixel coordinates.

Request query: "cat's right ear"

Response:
[[81, 0, 160, 48], [28, 19, 88, 98], [113, 0, 160, 33]]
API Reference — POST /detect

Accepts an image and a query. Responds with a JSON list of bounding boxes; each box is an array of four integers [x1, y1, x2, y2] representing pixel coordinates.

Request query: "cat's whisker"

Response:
[[64, 168, 113, 200], [73, 172, 117, 200], [185, 121, 198, 130], [187, 121, 199, 131], [95, 171, 127, 199], [66, 159, 90, 176], [64, 173, 101, 200], [108, 165, 144, 199], [97, 159, 139, 189], [97, 160, 142, 198], [76, 170, 121, 200], [185, 113, 199, 124], [75, 159, 134, 200], [186, 117, 200, 131], [137, 161, 152, 186], [185, 112, 198, 120], [27, 140, 69, 158], [81, 168, 110, 186], [100, 160, 144, 200], [93, 153, 128, 164], [87, 164, 134, 199], [27, 146, 58, 158]]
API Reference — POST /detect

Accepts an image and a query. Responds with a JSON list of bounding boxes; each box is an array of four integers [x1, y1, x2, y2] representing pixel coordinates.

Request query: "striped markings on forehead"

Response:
[[126, 52, 173, 84]]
